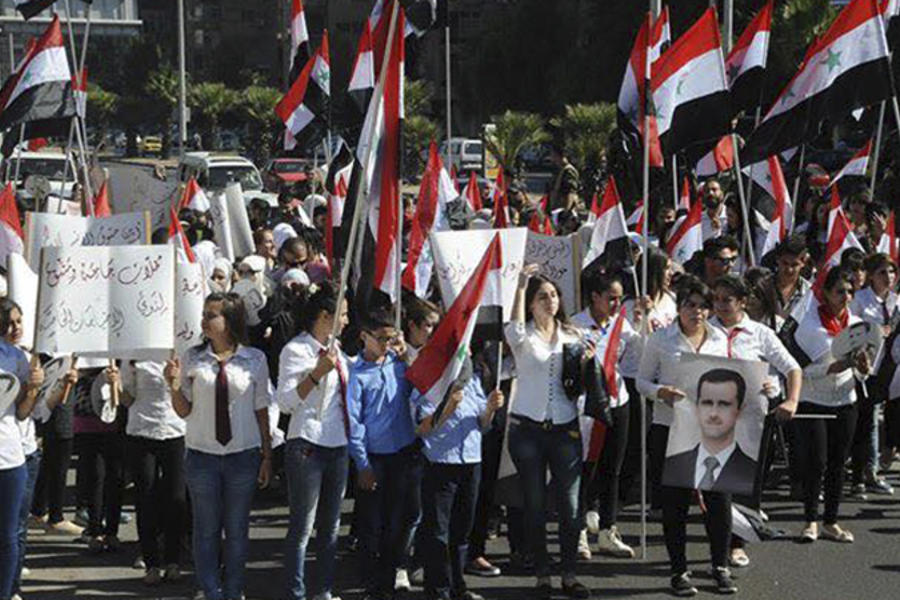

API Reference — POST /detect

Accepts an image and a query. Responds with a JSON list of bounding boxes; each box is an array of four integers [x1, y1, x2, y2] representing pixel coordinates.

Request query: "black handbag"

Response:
[[583, 356, 614, 426], [562, 343, 585, 401]]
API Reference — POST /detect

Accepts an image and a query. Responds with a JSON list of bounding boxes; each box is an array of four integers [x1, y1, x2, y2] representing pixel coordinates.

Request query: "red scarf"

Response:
[[818, 304, 849, 337]]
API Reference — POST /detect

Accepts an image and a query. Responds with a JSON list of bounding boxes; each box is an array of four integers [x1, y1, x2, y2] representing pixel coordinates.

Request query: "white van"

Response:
[[176, 152, 279, 207], [439, 137, 483, 173]]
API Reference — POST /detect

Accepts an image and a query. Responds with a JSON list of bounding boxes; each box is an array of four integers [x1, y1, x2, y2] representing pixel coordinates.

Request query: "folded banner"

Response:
[[34, 245, 176, 359], [430, 227, 527, 321]]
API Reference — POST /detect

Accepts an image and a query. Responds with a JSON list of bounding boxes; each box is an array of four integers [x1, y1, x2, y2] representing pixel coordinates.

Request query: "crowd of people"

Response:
[[1, 151, 899, 600]]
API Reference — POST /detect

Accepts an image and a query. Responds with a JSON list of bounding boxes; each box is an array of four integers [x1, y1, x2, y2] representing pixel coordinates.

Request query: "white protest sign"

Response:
[[524, 231, 582, 315], [105, 162, 180, 230], [430, 228, 527, 320], [44, 196, 82, 216], [25, 212, 151, 270], [35, 245, 175, 359], [209, 184, 254, 262], [6, 253, 38, 350], [174, 261, 208, 357]]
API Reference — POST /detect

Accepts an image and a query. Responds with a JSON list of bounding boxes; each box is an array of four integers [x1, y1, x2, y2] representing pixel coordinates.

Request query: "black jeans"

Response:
[[794, 402, 858, 524], [648, 423, 669, 511], [661, 484, 732, 575], [128, 435, 187, 568], [885, 398, 900, 448], [355, 444, 424, 596], [580, 403, 630, 529], [79, 432, 125, 537], [31, 436, 74, 524], [422, 462, 481, 600], [619, 378, 651, 504]]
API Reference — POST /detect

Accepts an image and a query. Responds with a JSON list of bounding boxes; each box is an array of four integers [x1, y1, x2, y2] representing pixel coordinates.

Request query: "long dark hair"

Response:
[[0, 298, 22, 341], [204, 292, 248, 346], [295, 281, 339, 333], [525, 274, 572, 328], [638, 246, 670, 301]]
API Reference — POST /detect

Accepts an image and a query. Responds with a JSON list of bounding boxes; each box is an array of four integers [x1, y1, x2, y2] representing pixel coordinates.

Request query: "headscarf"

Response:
[[210, 257, 233, 293]]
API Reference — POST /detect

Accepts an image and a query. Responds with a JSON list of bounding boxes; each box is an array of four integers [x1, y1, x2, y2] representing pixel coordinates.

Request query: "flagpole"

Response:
[[671, 155, 678, 210], [871, 102, 887, 199], [445, 14, 453, 171], [177, 0, 187, 159], [731, 136, 756, 266], [62, 0, 94, 207], [790, 145, 806, 234], [12, 125, 25, 187]]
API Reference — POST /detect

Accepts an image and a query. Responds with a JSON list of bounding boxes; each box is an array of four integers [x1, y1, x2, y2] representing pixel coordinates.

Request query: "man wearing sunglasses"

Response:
[[687, 236, 740, 282]]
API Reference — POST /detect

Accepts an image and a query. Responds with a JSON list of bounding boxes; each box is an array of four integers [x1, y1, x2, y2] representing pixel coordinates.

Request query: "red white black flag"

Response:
[[276, 31, 330, 151], [725, 0, 773, 115]]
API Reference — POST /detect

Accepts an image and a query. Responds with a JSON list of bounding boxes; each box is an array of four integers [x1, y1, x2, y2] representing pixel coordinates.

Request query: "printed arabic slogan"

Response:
[[34, 245, 176, 359]]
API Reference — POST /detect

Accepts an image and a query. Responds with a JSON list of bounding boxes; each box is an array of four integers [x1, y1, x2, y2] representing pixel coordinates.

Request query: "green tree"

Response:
[[86, 83, 119, 150], [145, 67, 182, 157], [403, 79, 440, 178], [484, 110, 551, 177], [550, 102, 617, 194], [189, 82, 240, 151], [239, 85, 282, 164]]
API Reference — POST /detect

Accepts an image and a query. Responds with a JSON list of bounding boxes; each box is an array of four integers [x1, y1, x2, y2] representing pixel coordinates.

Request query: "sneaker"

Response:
[[865, 473, 894, 495], [711, 567, 738, 594], [799, 522, 818, 543], [577, 529, 592, 560], [192, 591, 208, 600], [464, 557, 501, 577], [821, 523, 854, 543], [670, 572, 698, 597], [11, 594, 23, 600], [585, 510, 600, 535], [595, 527, 634, 559], [164, 564, 181, 581], [409, 566, 424, 586], [456, 592, 485, 600], [143, 567, 162, 586], [20, 566, 30, 577], [561, 577, 591, 599], [728, 547, 750, 568], [74, 508, 89, 527], [45, 519, 84, 536], [879, 450, 897, 473], [847, 483, 868, 500], [132, 555, 146, 570], [394, 568, 411, 592]]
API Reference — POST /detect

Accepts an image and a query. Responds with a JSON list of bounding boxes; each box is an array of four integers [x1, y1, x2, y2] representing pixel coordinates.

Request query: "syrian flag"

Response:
[[276, 31, 330, 151], [0, 183, 24, 266], [325, 174, 347, 269], [91, 180, 111, 218], [586, 306, 627, 462], [0, 15, 75, 132], [618, 10, 668, 168], [829, 139, 872, 188], [464, 171, 482, 211], [354, 5, 405, 306], [758, 156, 793, 258], [742, 0, 892, 165], [402, 141, 455, 298], [168, 206, 196, 264], [666, 194, 703, 264], [679, 176, 692, 213], [588, 191, 601, 223], [14, 0, 57, 20], [406, 233, 503, 405], [627, 201, 644, 234], [583, 176, 633, 273], [528, 211, 553, 235], [824, 188, 864, 266], [348, 20, 375, 113], [747, 154, 793, 231], [72, 68, 87, 118], [725, 0, 773, 115], [289, 0, 311, 83], [491, 171, 510, 229], [696, 135, 735, 176], [450, 165, 460, 193], [651, 7, 731, 157], [179, 177, 210, 212]]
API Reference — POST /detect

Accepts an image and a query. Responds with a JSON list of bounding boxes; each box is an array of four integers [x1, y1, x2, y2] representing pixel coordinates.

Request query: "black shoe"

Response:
[[561, 579, 591, 600], [711, 567, 738, 595], [536, 579, 553, 600], [670, 572, 698, 597], [465, 560, 501, 577]]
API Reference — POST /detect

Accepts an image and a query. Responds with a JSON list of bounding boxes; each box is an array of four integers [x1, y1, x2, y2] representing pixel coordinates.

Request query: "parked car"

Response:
[[3, 150, 78, 209], [439, 137, 483, 173], [140, 135, 163, 157], [177, 152, 278, 207], [261, 158, 311, 192]]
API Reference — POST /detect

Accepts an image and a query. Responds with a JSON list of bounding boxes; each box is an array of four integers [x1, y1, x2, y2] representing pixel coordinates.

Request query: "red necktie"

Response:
[[726, 327, 745, 359], [215, 360, 232, 446]]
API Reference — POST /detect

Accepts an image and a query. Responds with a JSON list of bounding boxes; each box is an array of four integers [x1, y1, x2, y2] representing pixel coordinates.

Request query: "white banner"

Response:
[[105, 162, 180, 230], [25, 212, 152, 270], [6, 253, 38, 350], [430, 227, 527, 320], [524, 231, 582, 316], [209, 183, 254, 262], [35, 245, 176, 359], [174, 261, 207, 357]]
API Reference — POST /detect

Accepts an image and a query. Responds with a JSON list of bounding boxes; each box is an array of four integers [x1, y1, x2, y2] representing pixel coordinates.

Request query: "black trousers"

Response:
[[661, 485, 732, 575], [31, 436, 74, 524], [648, 423, 669, 511], [794, 402, 858, 524], [885, 398, 900, 448], [618, 378, 651, 504], [467, 424, 502, 560], [422, 462, 481, 600], [581, 403, 630, 529], [128, 435, 187, 568], [79, 433, 125, 537]]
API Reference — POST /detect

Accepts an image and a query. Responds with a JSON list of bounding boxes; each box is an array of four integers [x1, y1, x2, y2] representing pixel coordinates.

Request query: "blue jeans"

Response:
[[13, 450, 41, 595], [185, 448, 261, 600], [0, 464, 27, 600], [507, 418, 582, 578], [283, 439, 348, 600]]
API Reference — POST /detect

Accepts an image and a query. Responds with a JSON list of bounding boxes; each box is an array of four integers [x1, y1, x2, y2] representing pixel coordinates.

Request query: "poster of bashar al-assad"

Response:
[[662, 353, 769, 497]]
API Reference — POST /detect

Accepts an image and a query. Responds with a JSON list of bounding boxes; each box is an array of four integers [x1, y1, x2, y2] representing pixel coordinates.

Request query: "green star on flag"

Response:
[[821, 48, 842, 73]]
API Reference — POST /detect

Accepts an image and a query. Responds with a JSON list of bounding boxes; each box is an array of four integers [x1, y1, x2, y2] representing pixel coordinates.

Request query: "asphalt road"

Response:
[[19, 466, 900, 600]]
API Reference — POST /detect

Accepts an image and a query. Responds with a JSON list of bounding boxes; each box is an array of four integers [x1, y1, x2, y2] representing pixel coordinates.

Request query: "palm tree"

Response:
[[484, 110, 551, 178], [239, 85, 282, 164], [403, 79, 440, 178], [86, 83, 119, 150], [189, 82, 240, 151], [145, 67, 181, 157], [550, 102, 617, 193]]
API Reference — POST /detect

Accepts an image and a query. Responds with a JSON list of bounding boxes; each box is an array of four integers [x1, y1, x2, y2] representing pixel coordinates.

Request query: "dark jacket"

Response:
[[662, 443, 757, 497]]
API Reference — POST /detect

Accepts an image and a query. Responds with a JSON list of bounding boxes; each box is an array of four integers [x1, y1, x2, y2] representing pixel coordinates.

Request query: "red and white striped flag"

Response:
[[168, 206, 196, 264], [180, 177, 210, 212], [829, 139, 872, 188], [666, 194, 703, 264], [72, 68, 87, 119], [464, 171, 482, 211], [696, 135, 735, 177], [0, 182, 24, 265], [758, 156, 792, 258], [824, 188, 864, 266], [92, 180, 112, 218], [583, 176, 632, 273]]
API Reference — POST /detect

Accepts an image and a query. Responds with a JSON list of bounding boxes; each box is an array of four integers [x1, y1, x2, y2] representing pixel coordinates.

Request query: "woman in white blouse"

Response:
[[276, 282, 350, 600], [164, 292, 273, 600], [505, 264, 592, 600]]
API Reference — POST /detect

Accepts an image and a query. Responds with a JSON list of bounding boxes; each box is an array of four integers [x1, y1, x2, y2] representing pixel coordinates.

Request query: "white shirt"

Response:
[[0, 341, 29, 469], [121, 361, 186, 440], [505, 321, 582, 424], [851, 286, 897, 327], [571, 308, 642, 408], [796, 307, 863, 408], [277, 333, 350, 448], [694, 441, 736, 489], [637, 321, 729, 426], [181, 344, 273, 455], [623, 293, 676, 378], [702, 204, 726, 241]]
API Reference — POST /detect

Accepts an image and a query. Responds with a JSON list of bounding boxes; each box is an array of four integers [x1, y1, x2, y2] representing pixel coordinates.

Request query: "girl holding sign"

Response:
[[164, 292, 274, 600]]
